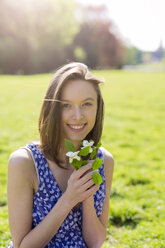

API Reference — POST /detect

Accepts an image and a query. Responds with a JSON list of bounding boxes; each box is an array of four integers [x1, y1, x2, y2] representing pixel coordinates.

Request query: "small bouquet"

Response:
[[65, 139, 103, 185]]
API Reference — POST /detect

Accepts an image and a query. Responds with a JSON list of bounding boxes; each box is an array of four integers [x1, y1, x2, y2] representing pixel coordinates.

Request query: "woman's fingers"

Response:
[[70, 163, 100, 189], [72, 163, 92, 180], [82, 184, 100, 200], [78, 170, 93, 186], [81, 178, 95, 191]]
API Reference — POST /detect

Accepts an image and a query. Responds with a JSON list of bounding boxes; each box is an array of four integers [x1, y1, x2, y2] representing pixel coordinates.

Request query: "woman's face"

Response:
[[61, 79, 98, 148]]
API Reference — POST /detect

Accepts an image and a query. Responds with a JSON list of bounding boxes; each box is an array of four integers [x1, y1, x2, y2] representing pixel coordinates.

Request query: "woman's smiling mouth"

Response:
[[67, 124, 87, 131]]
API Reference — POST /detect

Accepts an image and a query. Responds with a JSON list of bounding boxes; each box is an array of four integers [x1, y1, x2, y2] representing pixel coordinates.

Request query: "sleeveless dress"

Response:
[[8, 143, 106, 248]]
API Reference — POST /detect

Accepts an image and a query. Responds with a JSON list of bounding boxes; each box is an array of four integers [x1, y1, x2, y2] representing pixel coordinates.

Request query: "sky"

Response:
[[77, 0, 165, 52]]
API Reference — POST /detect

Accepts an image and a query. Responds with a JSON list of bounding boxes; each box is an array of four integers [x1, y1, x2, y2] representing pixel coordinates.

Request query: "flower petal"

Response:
[[89, 141, 94, 146], [69, 157, 73, 163], [83, 140, 89, 147], [89, 147, 93, 153], [66, 151, 74, 157], [76, 156, 81, 161]]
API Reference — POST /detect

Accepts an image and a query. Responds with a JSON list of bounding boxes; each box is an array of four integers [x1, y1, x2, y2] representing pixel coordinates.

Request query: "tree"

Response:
[[0, 0, 78, 74], [71, 4, 125, 69], [123, 46, 143, 65]]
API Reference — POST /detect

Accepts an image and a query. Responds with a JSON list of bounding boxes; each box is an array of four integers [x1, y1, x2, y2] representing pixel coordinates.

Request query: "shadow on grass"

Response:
[[109, 205, 143, 229], [127, 178, 151, 186], [109, 215, 141, 229], [0, 199, 7, 207], [110, 189, 125, 198]]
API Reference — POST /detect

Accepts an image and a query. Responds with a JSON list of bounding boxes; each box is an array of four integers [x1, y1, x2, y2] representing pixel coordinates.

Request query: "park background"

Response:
[[0, 0, 165, 247]]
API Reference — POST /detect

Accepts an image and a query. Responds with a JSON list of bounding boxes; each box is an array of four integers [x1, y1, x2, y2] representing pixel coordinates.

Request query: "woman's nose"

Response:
[[73, 106, 83, 120]]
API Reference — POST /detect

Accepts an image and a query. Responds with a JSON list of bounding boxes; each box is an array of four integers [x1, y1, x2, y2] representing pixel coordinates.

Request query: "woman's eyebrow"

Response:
[[61, 97, 95, 102], [83, 97, 95, 101]]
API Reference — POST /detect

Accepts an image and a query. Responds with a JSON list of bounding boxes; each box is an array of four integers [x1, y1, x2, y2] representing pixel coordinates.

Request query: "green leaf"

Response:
[[82, 160, 89, 166], [92, 172, 102, 185], [71, 159, 83, 170], [96, 141, 102, 148], [65, 139, 75, 152], [79, 146, 90, 156], [90, 148, 97, 159], [92, 158, 102, 170]]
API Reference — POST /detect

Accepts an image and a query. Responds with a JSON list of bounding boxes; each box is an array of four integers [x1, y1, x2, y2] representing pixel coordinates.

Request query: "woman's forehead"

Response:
[[61, 79, 97, 100], [61, 97, 96, 104]]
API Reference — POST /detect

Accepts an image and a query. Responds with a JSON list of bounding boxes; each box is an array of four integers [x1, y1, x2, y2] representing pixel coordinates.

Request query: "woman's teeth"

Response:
[[69, 124, 84, 129]]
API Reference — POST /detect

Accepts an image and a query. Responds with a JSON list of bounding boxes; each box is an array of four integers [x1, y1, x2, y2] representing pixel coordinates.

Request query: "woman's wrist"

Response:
[[83, 195, 94, 206], [62, 191, 76, 210]]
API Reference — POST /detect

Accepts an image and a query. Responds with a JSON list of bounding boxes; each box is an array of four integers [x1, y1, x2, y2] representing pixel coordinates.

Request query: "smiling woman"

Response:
[[7, 62, 114, 248], [39, 63, 104, 168]]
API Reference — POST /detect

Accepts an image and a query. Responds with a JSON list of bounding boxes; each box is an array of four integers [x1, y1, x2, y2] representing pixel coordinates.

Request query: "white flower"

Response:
[[66, 151, 80, 163], [82, 140, 94, 153]]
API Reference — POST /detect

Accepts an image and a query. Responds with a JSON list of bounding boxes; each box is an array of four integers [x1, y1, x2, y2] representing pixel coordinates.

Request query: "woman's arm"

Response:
[[8, 149, 97, 248], [82, 148, 114, 248]]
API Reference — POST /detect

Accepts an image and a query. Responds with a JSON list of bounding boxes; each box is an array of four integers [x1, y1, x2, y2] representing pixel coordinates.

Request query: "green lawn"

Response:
[[0, 71, 165, 247]]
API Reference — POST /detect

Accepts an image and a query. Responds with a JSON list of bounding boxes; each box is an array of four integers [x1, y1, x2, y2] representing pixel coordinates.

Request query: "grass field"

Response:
[[0, 70, 165, 247]]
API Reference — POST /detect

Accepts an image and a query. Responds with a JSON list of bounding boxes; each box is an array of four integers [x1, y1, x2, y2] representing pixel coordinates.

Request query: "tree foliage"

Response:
[[0, 1, 125, 73], [72, 4, 125, 69], [123, 46, 143, 65], [0, 0, 78, 74]]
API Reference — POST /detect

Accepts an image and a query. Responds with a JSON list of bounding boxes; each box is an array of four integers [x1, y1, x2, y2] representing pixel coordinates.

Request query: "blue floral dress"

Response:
[[8, 143, 106, 248]]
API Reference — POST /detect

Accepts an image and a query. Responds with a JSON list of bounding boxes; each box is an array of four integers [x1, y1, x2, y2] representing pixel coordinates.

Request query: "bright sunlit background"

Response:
[[0, 0, 165, 74], [78, 0, 165, 51]]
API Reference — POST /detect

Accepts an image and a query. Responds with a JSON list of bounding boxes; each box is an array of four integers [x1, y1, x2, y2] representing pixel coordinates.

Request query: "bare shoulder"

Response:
[[100, 147, 114, 170], [8, 148, 35, 183], [9, 148, 33, 168]]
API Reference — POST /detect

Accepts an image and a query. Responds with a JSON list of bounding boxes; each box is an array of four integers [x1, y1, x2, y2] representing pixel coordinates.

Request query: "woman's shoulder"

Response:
[[8, 147, 35, 179], [99, 147, 114, 181], [99, 147, 114, 166]]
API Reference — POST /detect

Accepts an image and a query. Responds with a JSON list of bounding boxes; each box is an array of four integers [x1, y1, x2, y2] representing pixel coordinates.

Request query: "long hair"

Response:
[[38, 62, 104, 168]]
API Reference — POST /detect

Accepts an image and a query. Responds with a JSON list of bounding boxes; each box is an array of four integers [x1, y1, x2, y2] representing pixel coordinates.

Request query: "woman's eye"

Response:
[[83, 102, 92, 107], [62, 103, 71, 108]]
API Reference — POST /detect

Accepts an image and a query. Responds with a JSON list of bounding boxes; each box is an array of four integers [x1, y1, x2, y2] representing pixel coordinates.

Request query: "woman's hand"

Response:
[[64, 162, 99, 207]]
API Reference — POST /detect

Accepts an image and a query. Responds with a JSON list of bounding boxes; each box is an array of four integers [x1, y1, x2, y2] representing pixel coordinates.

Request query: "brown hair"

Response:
[[38, 62, 104, 168]]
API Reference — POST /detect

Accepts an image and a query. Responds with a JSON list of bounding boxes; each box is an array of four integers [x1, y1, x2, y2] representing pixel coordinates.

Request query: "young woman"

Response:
[[7, 62, 114, 248]]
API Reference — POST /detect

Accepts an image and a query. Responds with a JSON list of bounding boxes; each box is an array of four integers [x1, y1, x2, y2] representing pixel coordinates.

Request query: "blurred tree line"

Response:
[[0, 0, 126, 74], [123, 46, 143, 65]]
